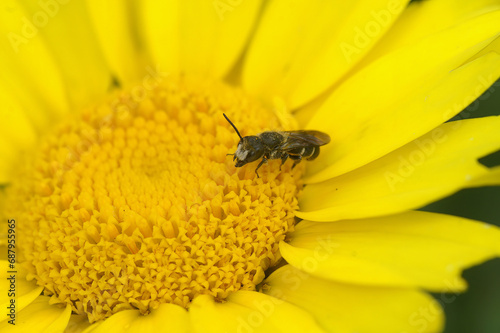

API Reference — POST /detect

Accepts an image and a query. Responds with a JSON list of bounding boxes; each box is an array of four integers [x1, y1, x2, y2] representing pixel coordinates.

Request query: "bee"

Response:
[[223, 113, 330, 178]]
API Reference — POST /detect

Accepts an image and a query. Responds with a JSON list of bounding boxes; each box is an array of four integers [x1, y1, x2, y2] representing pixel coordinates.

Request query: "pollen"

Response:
[[2, 76, 303, 322]]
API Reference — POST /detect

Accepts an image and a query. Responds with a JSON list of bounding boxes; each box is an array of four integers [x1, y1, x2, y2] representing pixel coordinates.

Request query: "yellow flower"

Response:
[[1, 0, 500, 332]]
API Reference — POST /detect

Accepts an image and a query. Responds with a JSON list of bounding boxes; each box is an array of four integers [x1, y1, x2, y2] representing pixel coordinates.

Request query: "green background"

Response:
[[421, 78, 500, 333]]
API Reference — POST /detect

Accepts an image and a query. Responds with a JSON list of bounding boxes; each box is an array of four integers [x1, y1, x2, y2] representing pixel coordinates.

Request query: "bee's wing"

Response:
[[279, 130, 331, 151]]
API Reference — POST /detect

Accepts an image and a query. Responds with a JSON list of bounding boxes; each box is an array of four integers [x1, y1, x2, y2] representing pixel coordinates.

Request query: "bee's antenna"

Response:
[[223, 113, 243, 140]]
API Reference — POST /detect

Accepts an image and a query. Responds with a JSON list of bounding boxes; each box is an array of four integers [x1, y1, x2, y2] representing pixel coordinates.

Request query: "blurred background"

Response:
[[421, 78, 500, 333]]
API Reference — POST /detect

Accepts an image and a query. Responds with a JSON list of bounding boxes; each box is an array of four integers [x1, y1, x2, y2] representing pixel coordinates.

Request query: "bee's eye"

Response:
[[244, 149, 262, 163], [235, 136, 264, 163]]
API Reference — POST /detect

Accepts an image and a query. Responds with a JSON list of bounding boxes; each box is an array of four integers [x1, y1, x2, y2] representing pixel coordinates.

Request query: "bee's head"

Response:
[[223, 113, 265, 168], [234, 136, 264, 167]]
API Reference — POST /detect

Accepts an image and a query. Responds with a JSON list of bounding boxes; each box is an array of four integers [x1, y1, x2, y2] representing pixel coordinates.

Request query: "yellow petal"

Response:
[[461, 34, 500, 65], [190, 293, 326, 333], [281, 211, 500, 291], [86, 0, 143, 86], [305, 12, 500, 183], [0, 138, 16, 183], [293, 0, 500, 125], [18, 0, 111, 110], [0, 111, 36, 153], [0, 1, 68, 117], [242, 0, 409, 108], [65, 314, 91, 333], [469, 166, 500, 187], [0, 260, 43, 321], [361, 0, 500, 64], [0, 79, 39, 183], [83, 311, 137, 333], [0, 75, 51, 134], [138, 0, 179, 74], [299, 116, 500, 221], [84, 304, 189, 333], [140, 0, 262, 79], [0, 296, 71, 332], [264, 265, 444, 333]]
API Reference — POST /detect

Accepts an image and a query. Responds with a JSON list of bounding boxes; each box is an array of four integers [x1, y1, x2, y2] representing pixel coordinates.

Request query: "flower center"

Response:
[[2, 76, 303, 322]]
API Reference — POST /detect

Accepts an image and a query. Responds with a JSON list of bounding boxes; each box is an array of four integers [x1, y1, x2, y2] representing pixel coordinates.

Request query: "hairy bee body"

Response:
[[224, 114, 330, 178]]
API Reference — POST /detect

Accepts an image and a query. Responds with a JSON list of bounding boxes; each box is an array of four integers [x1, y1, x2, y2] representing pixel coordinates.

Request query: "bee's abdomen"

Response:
[[306, 146, 320, 160], [288, 146, 320, 160]]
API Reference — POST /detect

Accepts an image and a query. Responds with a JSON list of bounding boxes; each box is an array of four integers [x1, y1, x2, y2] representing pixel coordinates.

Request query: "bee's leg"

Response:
[[255, 157, 267, 178], [280, 154, 288, 170], [291, 156, 302, 169]]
